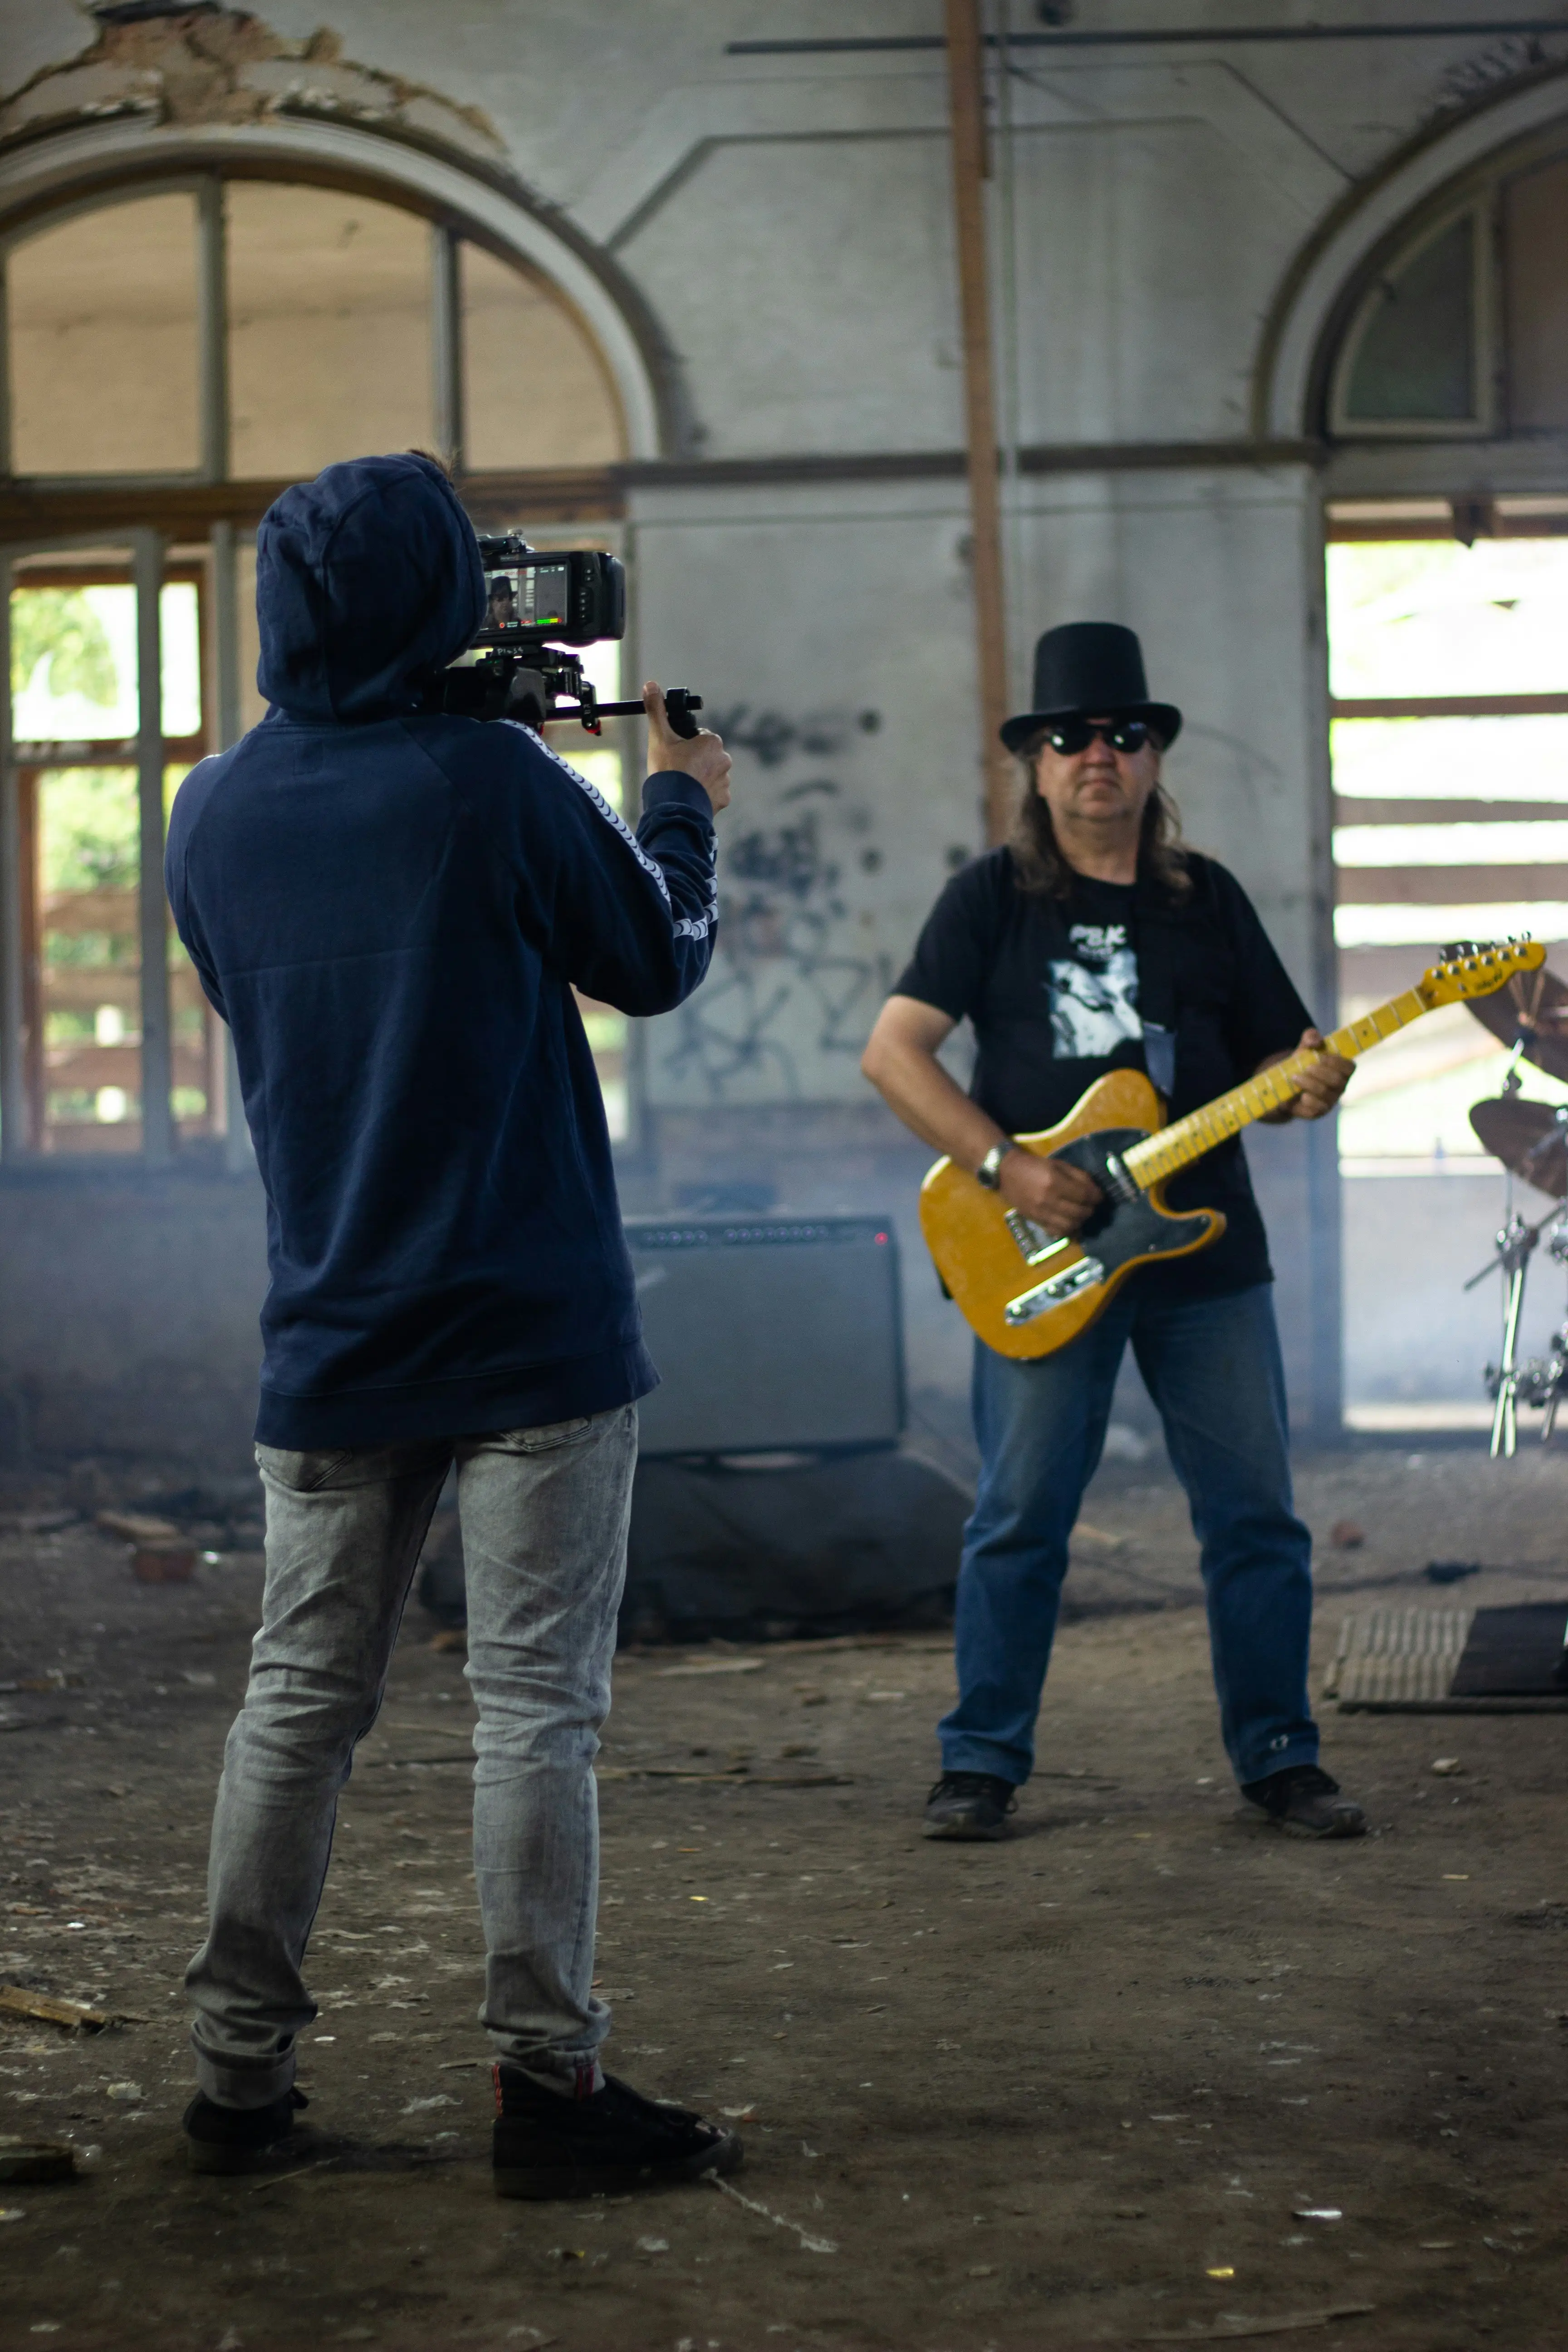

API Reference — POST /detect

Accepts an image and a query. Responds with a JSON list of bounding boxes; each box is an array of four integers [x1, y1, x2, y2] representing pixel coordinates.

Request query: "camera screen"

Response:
[[483, 562, 568, 635]]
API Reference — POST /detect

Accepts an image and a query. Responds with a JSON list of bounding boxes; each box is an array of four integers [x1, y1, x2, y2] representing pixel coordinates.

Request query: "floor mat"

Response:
[[1450, 1602, 1568, 1697], [1326, 1603, 1568, 1712]]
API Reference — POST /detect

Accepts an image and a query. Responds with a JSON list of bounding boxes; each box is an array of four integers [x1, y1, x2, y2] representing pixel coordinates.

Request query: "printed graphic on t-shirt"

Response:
[[1047, 923, 1141, 1059]]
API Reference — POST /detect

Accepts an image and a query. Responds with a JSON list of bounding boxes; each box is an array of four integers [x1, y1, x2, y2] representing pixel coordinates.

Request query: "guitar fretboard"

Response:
[[1122, 986, 1431, 1188]]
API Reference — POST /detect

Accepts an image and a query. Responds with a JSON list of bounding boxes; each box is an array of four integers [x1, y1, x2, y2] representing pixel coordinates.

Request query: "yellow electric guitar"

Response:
[[920, 938, 1546, 1361]]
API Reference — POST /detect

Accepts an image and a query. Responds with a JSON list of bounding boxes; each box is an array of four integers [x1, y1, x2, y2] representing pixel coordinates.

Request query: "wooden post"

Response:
[[944, 0, 1013, 845]]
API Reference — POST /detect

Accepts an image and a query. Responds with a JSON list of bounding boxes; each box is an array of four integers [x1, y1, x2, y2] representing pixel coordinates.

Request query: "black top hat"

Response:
[[999, 622, 1182, 754]]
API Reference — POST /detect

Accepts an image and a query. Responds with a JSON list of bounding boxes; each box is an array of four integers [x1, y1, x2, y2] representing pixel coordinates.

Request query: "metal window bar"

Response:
[[209, 515, 253, 1174], [133, 527, 173, 1164], [431, 224, 462, 471], [197, 173, 229, 486], [0, 551, 20, 1159]]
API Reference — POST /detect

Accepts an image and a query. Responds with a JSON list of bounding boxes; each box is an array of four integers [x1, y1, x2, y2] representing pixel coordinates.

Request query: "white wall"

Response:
[[631, 474, 979, 1109]]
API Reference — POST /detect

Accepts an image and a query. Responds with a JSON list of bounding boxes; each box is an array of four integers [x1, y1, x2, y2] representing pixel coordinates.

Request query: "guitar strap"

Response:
[[1134, 880, 1181, 1104]]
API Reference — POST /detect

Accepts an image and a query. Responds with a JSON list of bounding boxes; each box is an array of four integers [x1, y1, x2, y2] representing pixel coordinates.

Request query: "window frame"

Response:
[[1328, 195, 1498, 443], [0, 163, 629, 492], [0, 163, 638, 1173]]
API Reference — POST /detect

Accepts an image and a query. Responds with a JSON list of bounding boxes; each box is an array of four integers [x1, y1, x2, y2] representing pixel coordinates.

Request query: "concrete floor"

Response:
[[3, 1445, 1567, 2351]]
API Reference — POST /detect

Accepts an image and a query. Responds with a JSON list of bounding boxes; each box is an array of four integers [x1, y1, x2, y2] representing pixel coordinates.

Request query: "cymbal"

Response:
[[1470, 1095, 1568, 1198], [1465, 958, 1568, 1083]]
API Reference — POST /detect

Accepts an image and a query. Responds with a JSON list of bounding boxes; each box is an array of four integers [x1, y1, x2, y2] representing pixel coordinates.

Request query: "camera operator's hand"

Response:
[[644, 680, 731, 814]]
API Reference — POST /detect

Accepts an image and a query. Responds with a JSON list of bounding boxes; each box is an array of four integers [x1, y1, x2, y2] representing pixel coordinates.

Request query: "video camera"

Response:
[[434, 535, 701, 739]]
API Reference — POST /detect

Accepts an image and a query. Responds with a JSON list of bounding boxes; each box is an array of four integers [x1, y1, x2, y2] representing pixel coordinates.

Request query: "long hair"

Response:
[[1009, 734, 1192, 902]]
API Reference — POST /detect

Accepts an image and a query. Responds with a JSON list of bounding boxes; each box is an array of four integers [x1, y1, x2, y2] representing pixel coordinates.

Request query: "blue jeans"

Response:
[[939, 1283, 1318, 1789], [186, 1405, 637, 2109]]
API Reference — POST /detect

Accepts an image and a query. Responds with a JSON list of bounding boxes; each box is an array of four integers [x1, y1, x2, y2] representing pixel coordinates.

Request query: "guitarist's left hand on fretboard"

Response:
[[1254, 1027, 1356, 1124]]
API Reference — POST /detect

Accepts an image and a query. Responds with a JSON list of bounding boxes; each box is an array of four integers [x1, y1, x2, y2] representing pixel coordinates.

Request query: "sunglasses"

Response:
[[1042, 717, 1153, 757]]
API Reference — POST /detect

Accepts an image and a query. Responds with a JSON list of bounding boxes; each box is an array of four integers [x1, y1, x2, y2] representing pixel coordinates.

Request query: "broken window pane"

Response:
[[12, 582, 132, 742], [1327, 537, 1568, 700], [11, 579, 202, 744], [227, 182, 433, 476], [1341, 213, 1477, 424], [8, 191, 200, 476], [1328, 540, 1568, 1165], [462, 242, 625, 468], [33, 765, 142, 1154]]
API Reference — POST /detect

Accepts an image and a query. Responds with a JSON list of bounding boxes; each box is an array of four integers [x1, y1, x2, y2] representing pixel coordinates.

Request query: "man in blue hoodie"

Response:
[[167, 452, 740, 2197]]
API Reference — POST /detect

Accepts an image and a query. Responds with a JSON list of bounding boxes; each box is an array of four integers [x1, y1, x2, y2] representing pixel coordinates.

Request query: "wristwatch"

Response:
[[975, 1141, 1014, 1191]]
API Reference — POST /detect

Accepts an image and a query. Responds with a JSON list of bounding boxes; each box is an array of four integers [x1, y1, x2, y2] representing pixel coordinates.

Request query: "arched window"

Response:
[[1333, 206, 1488, 436], [5, 176, 626, 479], [1327, 140, 1568, 441], [1, 170, 632, 1162]]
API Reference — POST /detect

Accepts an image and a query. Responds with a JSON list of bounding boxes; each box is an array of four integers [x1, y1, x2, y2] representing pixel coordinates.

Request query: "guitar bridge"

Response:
[[1004, 1255, 1106, 1323], [1004, 1210, 1071, 1267]]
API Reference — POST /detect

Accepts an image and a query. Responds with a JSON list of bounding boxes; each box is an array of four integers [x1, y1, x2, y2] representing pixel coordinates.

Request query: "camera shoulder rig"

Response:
[[433, 533, 701, 739]]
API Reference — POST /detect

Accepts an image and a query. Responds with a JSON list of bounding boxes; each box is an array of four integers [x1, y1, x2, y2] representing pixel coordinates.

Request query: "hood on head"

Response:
[[255, 452, 486, 722]]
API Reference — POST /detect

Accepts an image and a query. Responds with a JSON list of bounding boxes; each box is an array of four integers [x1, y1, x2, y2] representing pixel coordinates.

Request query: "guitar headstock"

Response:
[[1417, 937, 1548, 1006]]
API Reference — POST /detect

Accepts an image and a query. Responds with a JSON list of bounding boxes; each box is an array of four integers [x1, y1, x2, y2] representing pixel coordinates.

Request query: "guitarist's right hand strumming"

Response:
[[861, 992, 1107, 1240], [998, 1144, 1102, 1237]]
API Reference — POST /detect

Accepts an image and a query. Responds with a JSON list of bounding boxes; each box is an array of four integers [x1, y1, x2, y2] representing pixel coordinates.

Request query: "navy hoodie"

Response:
[[166, 453, 717, 1447]]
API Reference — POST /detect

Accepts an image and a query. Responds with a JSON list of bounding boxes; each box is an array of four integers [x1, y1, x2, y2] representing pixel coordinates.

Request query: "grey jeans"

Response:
[[185, 1403, 637, 2109]]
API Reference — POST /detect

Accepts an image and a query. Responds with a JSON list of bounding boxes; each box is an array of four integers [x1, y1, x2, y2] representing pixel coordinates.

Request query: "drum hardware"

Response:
[[1468, 1095, 1568, 1201], [1462, 954, 1568, 1453], [1465, 1202, 1568, 1456], [1464, 956, 1568, 1085]]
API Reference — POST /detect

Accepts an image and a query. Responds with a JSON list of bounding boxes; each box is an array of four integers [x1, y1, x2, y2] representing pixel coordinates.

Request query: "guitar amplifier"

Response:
[[623, 1214, 905, 1457]]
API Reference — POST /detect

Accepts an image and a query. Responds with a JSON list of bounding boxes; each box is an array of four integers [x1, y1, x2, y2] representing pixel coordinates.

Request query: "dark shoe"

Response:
[[1242, 1764, 1367, 1839], [491, 2065, 742, 2200], [182, 2087, 308, 2176], [922, 1771, 1016, 1841]]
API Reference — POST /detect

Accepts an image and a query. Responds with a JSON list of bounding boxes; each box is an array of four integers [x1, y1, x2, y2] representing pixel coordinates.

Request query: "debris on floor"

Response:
[[0, 1986, 111, 2032], [5, 1442, 1568, 2346], [0, 2139, 76, 2184]]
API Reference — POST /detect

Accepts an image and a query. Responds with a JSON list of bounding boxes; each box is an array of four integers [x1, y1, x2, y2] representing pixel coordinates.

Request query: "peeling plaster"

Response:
[[0, 4, 505, 161]]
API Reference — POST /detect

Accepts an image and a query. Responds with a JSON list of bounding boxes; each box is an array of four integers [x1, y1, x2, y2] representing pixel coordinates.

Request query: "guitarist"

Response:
[[861, 622, 1363, 1843]]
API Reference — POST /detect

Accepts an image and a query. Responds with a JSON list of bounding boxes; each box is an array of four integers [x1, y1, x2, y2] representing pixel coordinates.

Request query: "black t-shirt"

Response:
[[893, 848, 1313, 1299]]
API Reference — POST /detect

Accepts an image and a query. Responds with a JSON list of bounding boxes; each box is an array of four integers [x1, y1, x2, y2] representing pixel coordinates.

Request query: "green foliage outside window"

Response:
[[40, 766, 138, 894], [10, 589, 117, 711]]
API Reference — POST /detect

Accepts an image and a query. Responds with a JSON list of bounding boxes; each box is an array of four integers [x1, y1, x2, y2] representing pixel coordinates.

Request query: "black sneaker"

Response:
[[491, 2065, 742, 2200], [1242, 1763, 1367, 1840], [182, 2087, 308, 2176], [922, 1771, 1017, 1841]]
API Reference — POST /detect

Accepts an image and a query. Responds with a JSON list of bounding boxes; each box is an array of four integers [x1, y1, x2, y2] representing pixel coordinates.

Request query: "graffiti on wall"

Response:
[[658, 705, 892, 1100]]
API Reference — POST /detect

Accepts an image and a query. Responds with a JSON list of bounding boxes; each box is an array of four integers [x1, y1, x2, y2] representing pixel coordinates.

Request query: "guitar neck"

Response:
[[1122, 985, 1432, 1188]]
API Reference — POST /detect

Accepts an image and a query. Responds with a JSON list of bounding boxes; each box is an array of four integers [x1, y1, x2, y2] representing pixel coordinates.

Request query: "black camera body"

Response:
[[435, 534, 700, 738]]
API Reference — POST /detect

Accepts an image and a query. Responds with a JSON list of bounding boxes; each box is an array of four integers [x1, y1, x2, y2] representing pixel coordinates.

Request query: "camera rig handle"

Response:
[[589, 689, 701, 739], [433, 648, 701, 739]]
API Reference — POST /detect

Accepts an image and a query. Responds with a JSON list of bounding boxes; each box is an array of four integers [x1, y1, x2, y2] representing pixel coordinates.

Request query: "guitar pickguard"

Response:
[[1047, 1127, 1149, 1239], [1000, 1128, 1213, 1328]]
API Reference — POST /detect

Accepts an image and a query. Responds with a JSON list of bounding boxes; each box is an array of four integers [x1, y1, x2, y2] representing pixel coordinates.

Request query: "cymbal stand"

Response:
[[1489, 1114, 1568, 1448], [1466, 1207, 1539, 1460], [1521, 1219, 1568, 1444]]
